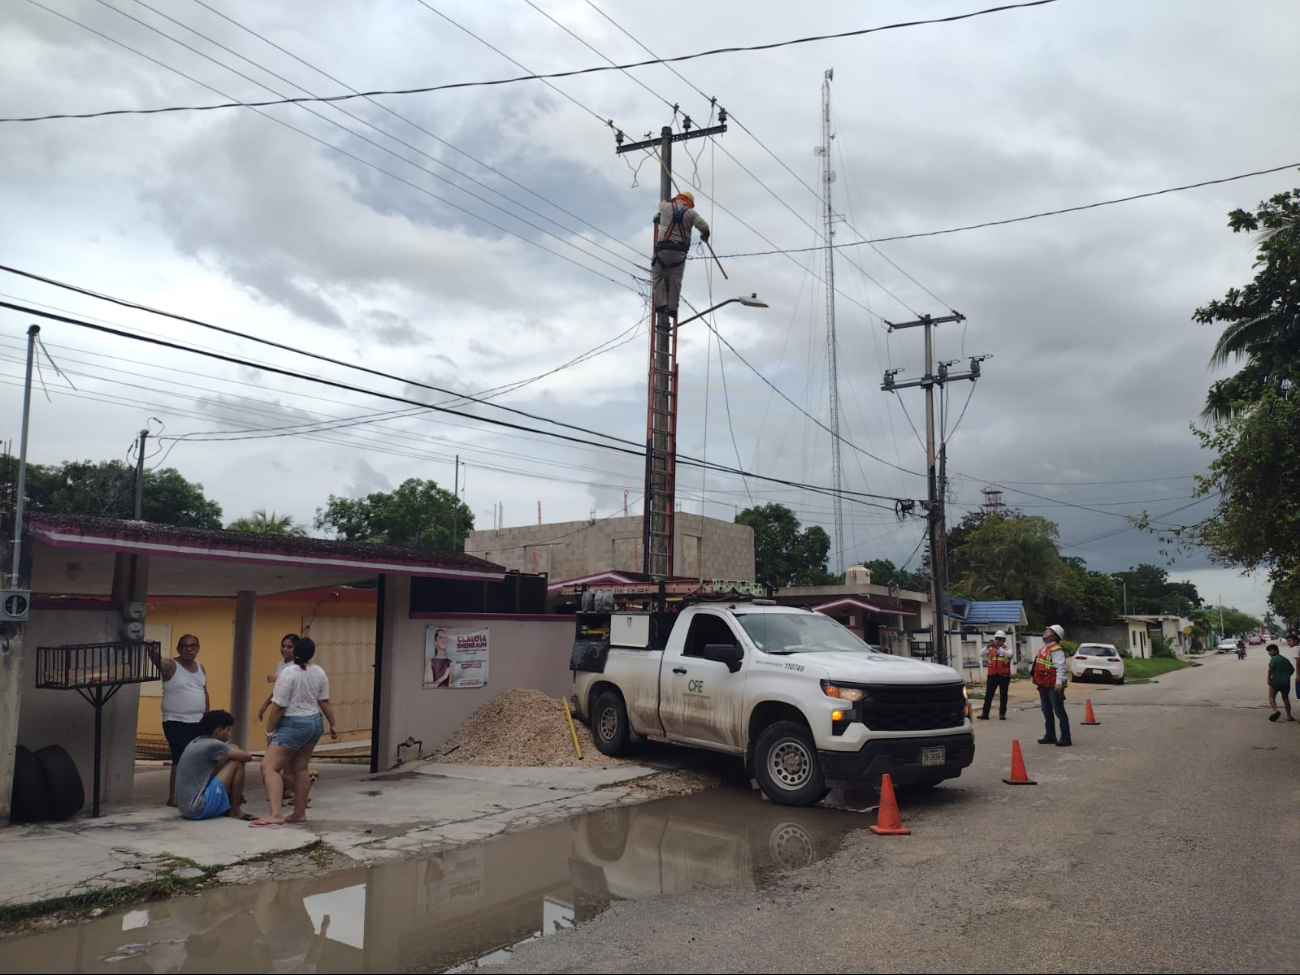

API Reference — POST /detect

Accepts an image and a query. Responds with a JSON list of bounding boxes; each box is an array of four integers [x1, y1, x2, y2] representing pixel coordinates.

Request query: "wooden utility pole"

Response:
[[615, 114, 727, 582]]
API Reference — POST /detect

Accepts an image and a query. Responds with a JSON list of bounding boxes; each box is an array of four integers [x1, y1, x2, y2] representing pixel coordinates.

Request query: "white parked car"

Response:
[[1070, 644, 1125, 683]]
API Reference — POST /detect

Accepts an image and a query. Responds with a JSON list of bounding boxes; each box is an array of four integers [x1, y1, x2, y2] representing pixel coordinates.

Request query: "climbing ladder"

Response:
[[642, 307, 679, 580]]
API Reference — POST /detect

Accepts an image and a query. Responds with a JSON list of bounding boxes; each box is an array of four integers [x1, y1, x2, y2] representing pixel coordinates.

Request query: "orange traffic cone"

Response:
[[1082, 699, 1100, 725], [869, 773, 911, 835], [1002, 739, 1037, 785]]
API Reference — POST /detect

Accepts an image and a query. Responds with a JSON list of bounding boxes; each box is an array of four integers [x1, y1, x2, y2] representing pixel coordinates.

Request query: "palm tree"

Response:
[[1196, 200, 1299, 422], [226, 509, 308, 536]]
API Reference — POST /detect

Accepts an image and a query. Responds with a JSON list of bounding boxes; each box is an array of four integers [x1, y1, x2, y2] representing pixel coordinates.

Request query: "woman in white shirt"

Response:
[[250, 637, 338, 827]]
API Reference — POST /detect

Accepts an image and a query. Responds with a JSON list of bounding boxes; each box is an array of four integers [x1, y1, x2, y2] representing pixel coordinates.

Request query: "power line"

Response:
[[0, 298, 920, 510], [686, 300, 924, 479], [715, 161, 1300, 257], [23, 0, 645, 295], [86, 0, 646, 281], [0, 262, 639, 449], [583, 0, 951, 314], [5, 1, 1063, 123], [189, 0, 644, 264]]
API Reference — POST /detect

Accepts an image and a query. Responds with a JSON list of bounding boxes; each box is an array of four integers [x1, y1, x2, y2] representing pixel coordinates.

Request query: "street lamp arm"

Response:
[[675, 294, 768, 329]]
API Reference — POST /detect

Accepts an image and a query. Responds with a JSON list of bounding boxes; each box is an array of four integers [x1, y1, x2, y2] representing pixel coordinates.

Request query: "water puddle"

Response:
[[0, 789, 873, 974]]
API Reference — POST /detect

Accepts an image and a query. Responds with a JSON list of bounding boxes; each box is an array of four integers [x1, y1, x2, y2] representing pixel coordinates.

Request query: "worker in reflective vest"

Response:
[[1034, 624, 1072, 746], [651, 191, 710, 317], [977, 630, 1014, 721]]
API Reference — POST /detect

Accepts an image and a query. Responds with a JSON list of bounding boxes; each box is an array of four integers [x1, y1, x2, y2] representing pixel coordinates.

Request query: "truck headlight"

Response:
[[821, 681, 866, 702]]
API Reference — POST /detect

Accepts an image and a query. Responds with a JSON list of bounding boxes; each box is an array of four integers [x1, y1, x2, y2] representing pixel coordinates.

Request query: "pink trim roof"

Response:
[[813, 596, 918, 616], [28, 514, 505, 582]]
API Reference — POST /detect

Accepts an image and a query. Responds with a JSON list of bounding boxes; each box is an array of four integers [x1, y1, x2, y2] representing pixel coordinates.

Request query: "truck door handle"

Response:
[[672, 667, 688, 675]]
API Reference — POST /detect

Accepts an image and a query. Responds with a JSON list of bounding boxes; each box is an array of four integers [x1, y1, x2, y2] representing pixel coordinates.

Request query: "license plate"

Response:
[[921, 746, 945, 767], [1088, 669, 1104, 677]]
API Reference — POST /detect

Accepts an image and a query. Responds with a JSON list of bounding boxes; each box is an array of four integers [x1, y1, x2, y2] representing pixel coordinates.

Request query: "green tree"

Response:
[[1045, 558, 1121, 628], [736, 503, 838, 587], [948, 513, 1065, 607], [227, 509, 308, 536], [314, 478, 471, 550], [1112, 564, 1202, 616], [11, 458, 222, 528], [1181, 183, 1300, 625], [1207, 604, 1262, 638]]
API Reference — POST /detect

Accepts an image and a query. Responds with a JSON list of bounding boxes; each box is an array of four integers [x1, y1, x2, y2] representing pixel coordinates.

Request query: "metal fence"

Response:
[[36, 641, 162, 690]]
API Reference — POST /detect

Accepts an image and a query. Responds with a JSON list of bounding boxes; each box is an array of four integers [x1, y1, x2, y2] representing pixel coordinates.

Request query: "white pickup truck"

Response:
[[570, 601, 974, 806]]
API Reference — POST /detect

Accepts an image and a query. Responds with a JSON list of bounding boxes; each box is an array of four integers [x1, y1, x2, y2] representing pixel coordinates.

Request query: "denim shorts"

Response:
[[271, 713, 323, 750]]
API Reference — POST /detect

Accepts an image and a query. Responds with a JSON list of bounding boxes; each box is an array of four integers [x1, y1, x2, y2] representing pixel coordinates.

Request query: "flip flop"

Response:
[[1269, 712, 1281, 721], [249, 820, 284, 828], [236, 813, 255, 821]]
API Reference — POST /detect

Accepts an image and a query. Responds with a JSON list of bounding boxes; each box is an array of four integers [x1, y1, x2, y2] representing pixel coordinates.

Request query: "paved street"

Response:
[[496, 652, 1300, 974]]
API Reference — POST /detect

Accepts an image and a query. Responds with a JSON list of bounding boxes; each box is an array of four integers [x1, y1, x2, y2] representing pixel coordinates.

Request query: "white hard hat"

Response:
[[994, 630, 1007, 639], [1047, 624, 1065, 640]]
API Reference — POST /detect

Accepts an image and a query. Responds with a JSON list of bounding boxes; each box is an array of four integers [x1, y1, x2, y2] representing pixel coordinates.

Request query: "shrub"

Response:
[[1151, 635, 1177, 659]]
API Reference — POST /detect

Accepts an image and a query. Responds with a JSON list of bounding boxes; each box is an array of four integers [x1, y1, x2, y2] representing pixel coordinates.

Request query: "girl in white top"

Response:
[[251, 637, 337, 827]]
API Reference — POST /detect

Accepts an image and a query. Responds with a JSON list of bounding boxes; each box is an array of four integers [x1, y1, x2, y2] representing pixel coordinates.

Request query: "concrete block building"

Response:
[[466, 512, 755, 583]]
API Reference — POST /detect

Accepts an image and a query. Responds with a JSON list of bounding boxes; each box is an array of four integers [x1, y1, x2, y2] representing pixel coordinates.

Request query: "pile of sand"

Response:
[[432, 688, 629, 767]]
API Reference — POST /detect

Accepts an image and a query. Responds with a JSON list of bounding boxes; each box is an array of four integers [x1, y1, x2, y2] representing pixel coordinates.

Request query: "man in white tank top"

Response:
[[149, 634, 210, 806]]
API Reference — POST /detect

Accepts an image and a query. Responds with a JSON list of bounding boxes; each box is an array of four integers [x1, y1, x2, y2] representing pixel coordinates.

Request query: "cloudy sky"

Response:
[[1, 0, 1296, 615]]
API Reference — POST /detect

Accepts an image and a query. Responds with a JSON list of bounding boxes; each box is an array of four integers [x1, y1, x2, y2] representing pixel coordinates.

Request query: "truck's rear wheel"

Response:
[[754, 721, 827, 807], [591, 691, 631, 757]]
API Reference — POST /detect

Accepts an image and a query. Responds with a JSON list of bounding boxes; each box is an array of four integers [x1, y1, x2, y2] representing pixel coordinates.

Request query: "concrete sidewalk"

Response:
[[0, 760, 656, 910]]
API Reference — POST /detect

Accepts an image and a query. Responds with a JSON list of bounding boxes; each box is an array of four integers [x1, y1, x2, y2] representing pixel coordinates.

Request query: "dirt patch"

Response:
[[431, 689, 630, 767]]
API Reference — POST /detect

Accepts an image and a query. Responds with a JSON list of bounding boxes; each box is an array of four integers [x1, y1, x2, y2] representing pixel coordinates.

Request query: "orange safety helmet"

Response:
[[673, 191, 695, 208]]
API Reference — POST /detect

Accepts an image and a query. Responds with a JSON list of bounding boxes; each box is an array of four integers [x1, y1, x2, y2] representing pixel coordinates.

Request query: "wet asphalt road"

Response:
[[496, 653, 1300, 974]]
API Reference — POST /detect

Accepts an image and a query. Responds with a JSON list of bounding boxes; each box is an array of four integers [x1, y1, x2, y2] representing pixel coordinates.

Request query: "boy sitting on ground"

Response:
[[176, 709, 254, 820]]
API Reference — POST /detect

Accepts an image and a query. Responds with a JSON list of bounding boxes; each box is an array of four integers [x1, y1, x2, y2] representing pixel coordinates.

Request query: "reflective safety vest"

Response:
[[656, 204, 693, 252], [987, 644, 1011, 677], [1032, 644, 1060, 688]]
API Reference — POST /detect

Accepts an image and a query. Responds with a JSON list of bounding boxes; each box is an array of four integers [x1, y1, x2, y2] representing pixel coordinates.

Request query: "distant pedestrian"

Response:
[[251, 637, 338, 827], [175, 710, 253, 821], [1266, 643, 1294, 722], [977, 630, 1013, 721], [148, 634, 210, 807], [1034, 625, 1071, 746]]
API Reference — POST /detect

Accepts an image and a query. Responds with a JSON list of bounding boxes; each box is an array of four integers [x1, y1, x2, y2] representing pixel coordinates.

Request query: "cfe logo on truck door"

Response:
[[687, 679, 705, 694]]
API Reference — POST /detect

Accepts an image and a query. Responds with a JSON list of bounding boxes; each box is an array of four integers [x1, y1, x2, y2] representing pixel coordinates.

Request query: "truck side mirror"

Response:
[[703, 643, 743, 673]]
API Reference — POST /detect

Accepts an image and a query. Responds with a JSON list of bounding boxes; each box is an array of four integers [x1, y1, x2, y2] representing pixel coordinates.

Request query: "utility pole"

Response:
[[451, 455, 461, 551], [882, 314, 987, 668], [615, 110, 727, 582], [815, 69, 845, 575], [133, 427, 149, 520]]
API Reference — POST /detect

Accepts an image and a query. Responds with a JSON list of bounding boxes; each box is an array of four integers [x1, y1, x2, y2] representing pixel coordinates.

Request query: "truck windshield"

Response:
[[734, 613, 879, 655]]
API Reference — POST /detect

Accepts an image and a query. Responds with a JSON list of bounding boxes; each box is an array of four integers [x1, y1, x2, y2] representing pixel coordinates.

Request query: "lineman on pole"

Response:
[[977, 630, 1013, 721], [651, 190, 710, 317]]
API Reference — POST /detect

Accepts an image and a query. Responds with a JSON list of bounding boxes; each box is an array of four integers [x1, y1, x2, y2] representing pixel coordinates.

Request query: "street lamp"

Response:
[[675, 294, 768, 329]]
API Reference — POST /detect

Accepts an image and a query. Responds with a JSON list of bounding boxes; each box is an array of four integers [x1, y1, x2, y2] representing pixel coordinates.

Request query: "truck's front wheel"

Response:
[[591, 691, 631, 757], [754, 721, 828, 807]]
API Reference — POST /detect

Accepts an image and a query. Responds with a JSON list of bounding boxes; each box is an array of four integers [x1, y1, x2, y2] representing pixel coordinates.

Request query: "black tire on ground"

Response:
[[1116, 676, 1126, 685], [753, 720, 828, 807], [591, 691, 631, 757], [34, 744, 85, 820], [10, 745, 53, 823]]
